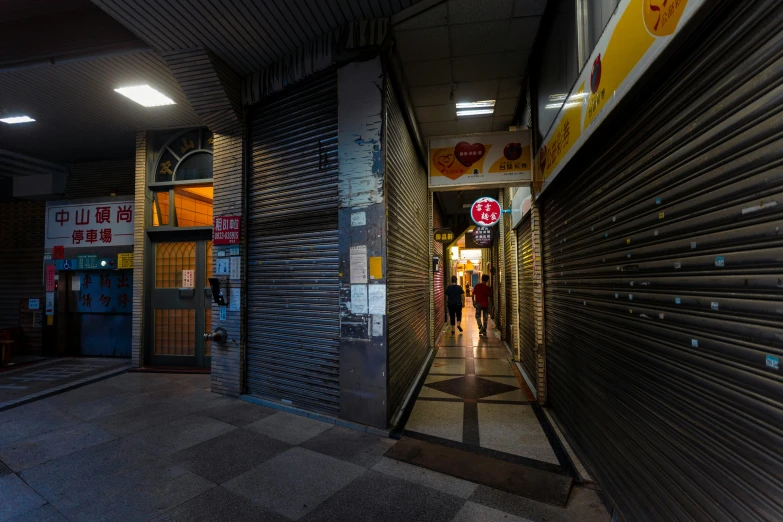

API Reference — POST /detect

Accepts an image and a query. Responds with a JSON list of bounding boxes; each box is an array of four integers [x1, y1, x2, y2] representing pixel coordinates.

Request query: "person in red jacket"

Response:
[[472, 274, 492, 337]]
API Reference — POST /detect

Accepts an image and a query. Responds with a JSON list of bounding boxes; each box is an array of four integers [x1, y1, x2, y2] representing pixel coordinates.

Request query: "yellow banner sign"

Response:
[[430, 131, 532, 189], [535, 0, 703, 193], [117, 253, 134, 269]]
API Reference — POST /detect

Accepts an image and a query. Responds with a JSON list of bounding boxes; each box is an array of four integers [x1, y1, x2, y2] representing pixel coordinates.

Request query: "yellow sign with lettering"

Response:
[[118, 253, 134, 269]]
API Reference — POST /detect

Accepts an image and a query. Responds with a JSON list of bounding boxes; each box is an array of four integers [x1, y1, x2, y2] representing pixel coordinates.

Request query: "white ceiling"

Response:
[[394, 0, 547, 138]]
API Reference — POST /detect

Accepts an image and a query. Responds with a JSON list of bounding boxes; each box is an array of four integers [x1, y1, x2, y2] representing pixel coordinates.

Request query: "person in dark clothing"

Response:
[[472, 274, 492, 336], [445, 276, 465, 335]]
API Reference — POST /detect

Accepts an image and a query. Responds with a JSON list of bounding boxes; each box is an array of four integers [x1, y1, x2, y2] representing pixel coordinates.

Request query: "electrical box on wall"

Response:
[[432, 256, 440, 273]]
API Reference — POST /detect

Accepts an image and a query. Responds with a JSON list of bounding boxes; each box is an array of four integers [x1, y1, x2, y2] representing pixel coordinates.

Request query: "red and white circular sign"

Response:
[[470, 197, 502, 227]]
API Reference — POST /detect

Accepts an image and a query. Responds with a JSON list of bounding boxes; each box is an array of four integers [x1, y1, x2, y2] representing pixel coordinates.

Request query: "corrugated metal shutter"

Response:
[[433, 201, 445, 343], [502, 189, 515, 344], [0, 201, 44, 352], [65, 159, 135, 199], [246, 71, 340, 415], [517, 214, 536, 383], [541, 1, 783, 520], [386, 76, 430, 419]]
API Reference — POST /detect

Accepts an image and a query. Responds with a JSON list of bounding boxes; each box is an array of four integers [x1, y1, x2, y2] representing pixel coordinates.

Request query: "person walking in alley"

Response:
[[445, 276, 465, 335], [472, 274, 492, 337]]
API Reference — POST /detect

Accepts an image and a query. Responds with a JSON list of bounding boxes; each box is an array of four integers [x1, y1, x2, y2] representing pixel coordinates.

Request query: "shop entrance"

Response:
[[148, 239, 213, 367]]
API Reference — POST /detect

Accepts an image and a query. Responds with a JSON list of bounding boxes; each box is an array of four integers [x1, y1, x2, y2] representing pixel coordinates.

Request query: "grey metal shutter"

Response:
[[247, 71, 340, 415], [517, 215, 536, 384], [541, 1, 783, 520], [503, 190, 514, 344], [433, 202, 445, 342], [386, 77, 431, 419]]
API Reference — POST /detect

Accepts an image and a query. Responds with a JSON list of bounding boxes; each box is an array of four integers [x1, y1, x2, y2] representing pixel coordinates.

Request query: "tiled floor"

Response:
[[404, 303, 561, 466]]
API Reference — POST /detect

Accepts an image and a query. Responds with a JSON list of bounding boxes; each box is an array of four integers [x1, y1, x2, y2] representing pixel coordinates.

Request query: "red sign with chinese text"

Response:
[[470, 197, 502, 227], [213, 216, 241, 245], [45, 265, 56, 292], [45, 200, 134, 248], [52, 246, 65, 259]]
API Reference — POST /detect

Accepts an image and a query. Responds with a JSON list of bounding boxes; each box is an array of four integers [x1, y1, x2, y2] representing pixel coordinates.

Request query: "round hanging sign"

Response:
[[470, 197, 502, 227]]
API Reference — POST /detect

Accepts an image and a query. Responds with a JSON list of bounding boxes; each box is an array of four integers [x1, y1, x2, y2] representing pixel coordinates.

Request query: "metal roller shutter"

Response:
[[503, 189, 515, 345], [247, 72, 340, 415], [541, 1, 783, 520], [386, 77, 431, 419], [433, 201, 445, 342], [517, 214, 536, 384]]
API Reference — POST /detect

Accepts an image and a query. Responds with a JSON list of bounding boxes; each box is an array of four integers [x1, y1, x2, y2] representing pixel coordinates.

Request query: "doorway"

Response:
[[148, 239, 213, 367]]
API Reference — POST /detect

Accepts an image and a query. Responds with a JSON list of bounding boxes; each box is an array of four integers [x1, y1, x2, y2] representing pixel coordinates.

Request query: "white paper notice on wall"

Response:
[[229, 257, 241, 280], [350, 245, 367, 284], [216, 258, 230, 275], [371, 314, 383, 337], [368, 284, 386, 315], [182, 270, 195, 288], [229, 287, 241, 311], [219, 305, 227, 321], [71, 276, 81, 291], [351, 212, 366, 227], [351, 284, 368, 314], [45, 292, 54, 315]]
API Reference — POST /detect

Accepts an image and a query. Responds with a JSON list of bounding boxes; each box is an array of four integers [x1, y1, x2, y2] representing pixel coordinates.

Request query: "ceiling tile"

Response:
[[514, 0, 547, 17], [410, 84, 452, 107], [494, 97, 518, 116], [447, 0, 514, 24], [451, 20, 511, 56], [395, 26, 450, 62], [452, 53, 505, 83], [394, 2, 448, 30], [456, 116, 494, 134], [415, 104, 456, 123], [504, 50, 529, 77], [403, 59, 452, 87], [492, 116, 514, 131], [499, 76, 524, 98], [420, 120, 458, 138], [452, 80, 500, 105], [506, 17, 540, 50]]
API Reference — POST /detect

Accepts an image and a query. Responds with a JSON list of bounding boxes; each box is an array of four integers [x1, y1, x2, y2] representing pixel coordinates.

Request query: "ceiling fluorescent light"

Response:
[[114, 85, 175, 107], [548, 93, 567, 102], [0, 116, 35, 124], [545, 103, 563, 110], [457, 109, 494, 116], [455, 100, 496, 109]]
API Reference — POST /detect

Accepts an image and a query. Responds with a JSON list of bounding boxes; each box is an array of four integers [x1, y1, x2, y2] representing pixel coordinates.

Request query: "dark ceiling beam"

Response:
[[0, 5, 148, 72], [0, 148, 67, 178]]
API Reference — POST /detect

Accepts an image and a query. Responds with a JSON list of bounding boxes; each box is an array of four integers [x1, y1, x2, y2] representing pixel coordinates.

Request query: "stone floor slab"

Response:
[[477, 403, 558, 464], [124, 414, 236, 457], [469, 485, 610, 522], [405, 400, 464, 443], [429, 359, 466, 375], [202, 400, 277, 427], [5, 504, 67, 522], [451, 501, 534, 522], [0, 423, 115, 472], [372, 457, 478, 499], [300, 469, 465, 522], [151, 486, 290, 522], [170, 428, 291, 484], [247, 411, 332, 445], [300, 426, 396, 468], [474, 359, 515, 376], [0, 410, 80, 446], [223, 447, 365, 520], [0, 473, 46, 521]]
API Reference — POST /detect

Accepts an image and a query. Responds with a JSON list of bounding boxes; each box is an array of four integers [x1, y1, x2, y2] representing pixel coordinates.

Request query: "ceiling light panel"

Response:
[[0, 116, 35, 124], [114, 85, 175, 107]]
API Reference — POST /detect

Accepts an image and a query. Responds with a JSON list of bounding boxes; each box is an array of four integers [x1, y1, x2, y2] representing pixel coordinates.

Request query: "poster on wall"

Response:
[[45, 200, 134, 249], [74, 272, 132, 314], [429, 131, 532, 189], [213, 216, 241, 245]]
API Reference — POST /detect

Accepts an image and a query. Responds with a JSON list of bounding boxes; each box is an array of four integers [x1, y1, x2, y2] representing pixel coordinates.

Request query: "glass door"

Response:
[[149, 240, 212, 367]]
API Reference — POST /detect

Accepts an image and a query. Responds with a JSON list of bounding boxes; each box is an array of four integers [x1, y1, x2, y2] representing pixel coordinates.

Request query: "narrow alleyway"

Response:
[[0, 369, 608, 521]]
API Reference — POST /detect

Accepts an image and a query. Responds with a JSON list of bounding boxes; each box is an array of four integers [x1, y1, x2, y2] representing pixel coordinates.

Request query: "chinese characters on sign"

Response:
[[433, 229, 455, 243], [213, 216, 241, 245], [45, 265, 56, 292], [74, 271, 132, 314], [45, 200, 134, 248], [470, 197, 502, 227], [471, 226, 494, 247]]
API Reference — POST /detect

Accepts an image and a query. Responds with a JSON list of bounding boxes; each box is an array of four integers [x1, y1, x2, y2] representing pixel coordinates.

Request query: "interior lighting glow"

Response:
[[545, 101, 584, 110], [0, 116, 35, 124], [455, 100, 496, 109], [460, 249, 482, 260], [457, 109, 494, 116], [114, 85, 175, 107], [548, 93, 568, 101]]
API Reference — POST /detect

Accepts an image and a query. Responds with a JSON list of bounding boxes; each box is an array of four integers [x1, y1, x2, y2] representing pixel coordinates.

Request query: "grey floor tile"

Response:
[[372, 457, 478, 499], [247, 412, 332, 445], [0, 401, 53, 426], [475, 359, 514, 376], [0, 461, 12, 477], [469, 485, 610, 522], [124, 414, 236, 457], [437, 347, 468, 358], [477, 403, 558, 464], [405, 400, 464, 442], [0, 423, 115, 472], [223, 447, 365, 520], [0, 410, 80, 446], [160, 389, 236, 414], [107, 372, 179, 392], [41, 381, 126, 409], [20, 437, 161, 504], [64, 392, 154, 421], [202, 400, 278, 427], [300, 426, 396, 468], [0, 473, 46, 521], [151, 486, 290, 522], [301, 469, 465, 522], [6, 504, 67, 522], [417, 387, 463, 399], [92, 401, 191, 437], [451, 501, 534, 522], [51, 459, 214, 522], [430, 359, 466, 375], [170, 428, 291, 484]]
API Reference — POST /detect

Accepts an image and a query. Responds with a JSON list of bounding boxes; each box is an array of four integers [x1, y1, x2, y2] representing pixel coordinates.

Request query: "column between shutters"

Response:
[[246, 72, 340, 415]]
